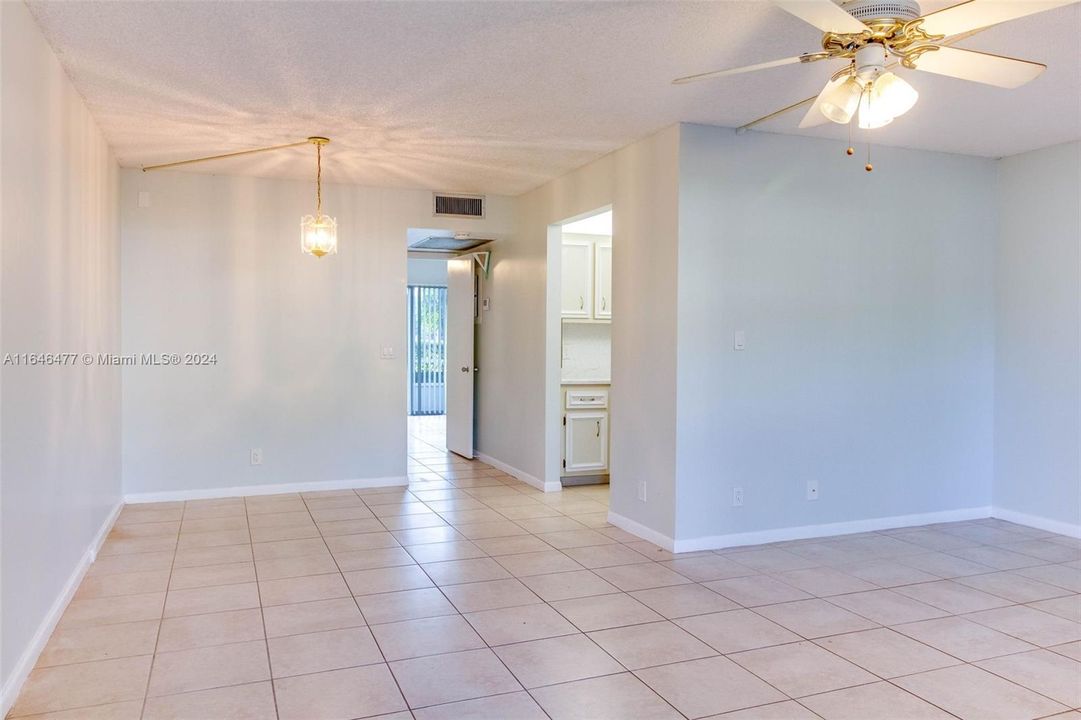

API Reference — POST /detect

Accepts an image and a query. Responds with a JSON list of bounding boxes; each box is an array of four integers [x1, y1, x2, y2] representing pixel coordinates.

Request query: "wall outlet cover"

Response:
[[806, 480, 819, 501], [732, 487, 744, 507], [638, 481, 647, 502], [250, 448, 263, 466]]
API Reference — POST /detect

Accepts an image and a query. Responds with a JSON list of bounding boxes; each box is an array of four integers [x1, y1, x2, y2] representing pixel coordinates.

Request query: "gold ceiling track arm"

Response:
[[142, 137, 329, 172]]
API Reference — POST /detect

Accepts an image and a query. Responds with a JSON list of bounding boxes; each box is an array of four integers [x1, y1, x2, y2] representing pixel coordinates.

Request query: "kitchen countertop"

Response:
[[561, 379, 610, 385]]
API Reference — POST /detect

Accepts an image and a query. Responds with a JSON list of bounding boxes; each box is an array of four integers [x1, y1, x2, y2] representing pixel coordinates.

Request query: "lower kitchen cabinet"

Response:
[[565, 411, 608, 473]]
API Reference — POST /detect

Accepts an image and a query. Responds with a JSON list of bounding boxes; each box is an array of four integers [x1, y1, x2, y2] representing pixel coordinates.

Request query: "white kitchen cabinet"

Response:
[[565, 411, 608, 473], [594, 239, 612, 320], [561, 238, 593, 318]]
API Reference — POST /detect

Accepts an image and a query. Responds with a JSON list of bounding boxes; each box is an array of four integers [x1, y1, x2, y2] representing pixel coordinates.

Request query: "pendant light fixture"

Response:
[[143, 135, 340, 257], [300, 137, 337, 258]]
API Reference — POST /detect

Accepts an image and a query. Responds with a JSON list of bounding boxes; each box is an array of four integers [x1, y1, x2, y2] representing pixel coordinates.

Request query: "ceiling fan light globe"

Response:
[[819, 79, 862, 124], [857, 88, 894, 129], [874, 72, 919, 119]]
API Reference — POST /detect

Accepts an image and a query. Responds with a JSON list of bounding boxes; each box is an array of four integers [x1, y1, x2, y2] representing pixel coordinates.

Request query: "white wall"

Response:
[[120, 170, 513, 497], [994, 141, 1081, 533], [479, 125, 680, 535], [407, 257, 448, 286], [0, 1, 121, 708], [674, 125, 997, 546]]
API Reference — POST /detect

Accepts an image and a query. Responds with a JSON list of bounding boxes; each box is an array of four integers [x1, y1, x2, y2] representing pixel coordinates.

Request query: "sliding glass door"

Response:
[[407, 285, 448, 415]]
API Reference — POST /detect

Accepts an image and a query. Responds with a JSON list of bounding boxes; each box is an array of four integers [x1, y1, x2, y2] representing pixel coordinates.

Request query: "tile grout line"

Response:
[[243, 495, 282, 720], [136, 500, 183, 720]]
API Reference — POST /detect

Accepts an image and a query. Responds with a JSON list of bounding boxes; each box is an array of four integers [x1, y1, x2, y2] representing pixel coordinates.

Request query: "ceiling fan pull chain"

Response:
[[865, 85, 873, 172], [846, 116, 855, 156]]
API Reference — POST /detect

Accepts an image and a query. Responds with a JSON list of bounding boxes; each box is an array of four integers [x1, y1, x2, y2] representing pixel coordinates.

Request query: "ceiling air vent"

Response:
[[433, 192, 485, 219]]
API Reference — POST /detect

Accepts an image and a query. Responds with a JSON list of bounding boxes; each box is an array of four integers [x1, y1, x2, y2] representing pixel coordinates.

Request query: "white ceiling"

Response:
[[27, 1, 1081, 196]]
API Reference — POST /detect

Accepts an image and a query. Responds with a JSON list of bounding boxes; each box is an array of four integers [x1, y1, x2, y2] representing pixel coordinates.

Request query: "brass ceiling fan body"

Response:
[[673, 0, 1077, 134]]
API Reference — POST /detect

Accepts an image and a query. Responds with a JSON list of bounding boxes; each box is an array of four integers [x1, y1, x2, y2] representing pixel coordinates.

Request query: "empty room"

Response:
[[2, 0, 1080, 719]]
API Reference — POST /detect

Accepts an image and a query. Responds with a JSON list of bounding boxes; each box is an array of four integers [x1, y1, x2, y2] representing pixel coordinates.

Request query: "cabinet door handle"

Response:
[[578, 296, 584, 310], [596, 420, 600, 437], [601, 297, 607, 311]]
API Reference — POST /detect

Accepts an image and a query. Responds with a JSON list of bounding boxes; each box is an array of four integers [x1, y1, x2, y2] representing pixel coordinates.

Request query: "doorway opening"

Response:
[[405, 236, 478, 463], [546, 207, 613, 491]]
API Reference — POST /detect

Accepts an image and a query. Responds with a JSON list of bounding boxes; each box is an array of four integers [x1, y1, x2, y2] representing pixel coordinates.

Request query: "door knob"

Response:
[[461, 366, 470, 372]]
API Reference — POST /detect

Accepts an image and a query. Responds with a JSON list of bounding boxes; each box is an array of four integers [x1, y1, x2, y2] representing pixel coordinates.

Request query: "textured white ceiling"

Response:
[[27, 1, 1081, 195]]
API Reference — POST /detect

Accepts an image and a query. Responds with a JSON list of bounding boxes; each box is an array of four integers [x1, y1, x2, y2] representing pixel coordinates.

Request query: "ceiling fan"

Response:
[[674, 0, 1077, 161]]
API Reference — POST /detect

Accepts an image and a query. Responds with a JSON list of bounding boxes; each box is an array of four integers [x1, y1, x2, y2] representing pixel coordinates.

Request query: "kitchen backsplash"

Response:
[[562, 322, 611, 381]]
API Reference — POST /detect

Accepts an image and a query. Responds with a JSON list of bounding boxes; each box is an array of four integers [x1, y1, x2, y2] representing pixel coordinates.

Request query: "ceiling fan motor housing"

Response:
[[840, 0, 921, 23]]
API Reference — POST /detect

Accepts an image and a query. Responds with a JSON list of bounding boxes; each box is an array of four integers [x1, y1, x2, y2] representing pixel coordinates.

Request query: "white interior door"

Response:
[[445, 257, 475, 458]]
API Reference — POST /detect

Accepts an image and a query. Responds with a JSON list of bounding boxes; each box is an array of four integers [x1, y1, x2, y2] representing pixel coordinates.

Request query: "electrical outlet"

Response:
[[806, 480, 819, 501], [380, 346, 395, 359], [638, 481, 647, 502], [250, 448, 263, 466], [732, 487, 744, 507]]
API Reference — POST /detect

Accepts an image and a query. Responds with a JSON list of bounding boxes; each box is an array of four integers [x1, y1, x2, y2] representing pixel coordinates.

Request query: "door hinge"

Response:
[[562, 458, 566, 468], [562, 416, 566, 426]]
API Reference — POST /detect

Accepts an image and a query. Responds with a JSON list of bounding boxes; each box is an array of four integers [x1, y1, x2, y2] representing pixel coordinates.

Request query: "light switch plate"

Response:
[[380, 346, 395, 359], [806, 480, 819, 501], [138, 191, 151, 208], [734, 331, 746, 351]]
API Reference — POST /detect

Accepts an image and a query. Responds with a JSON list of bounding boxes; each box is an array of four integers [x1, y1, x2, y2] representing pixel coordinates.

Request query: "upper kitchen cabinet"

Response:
[[594, 239, 612, 320], [562, 234, 611, 321], [561, 237, 594, 318]]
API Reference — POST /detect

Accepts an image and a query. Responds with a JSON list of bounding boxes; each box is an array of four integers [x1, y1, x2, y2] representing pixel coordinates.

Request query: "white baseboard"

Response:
[[671, 506, 993, 553], [0, 500, 123, 718], [992, 507, 1081, 539], [475, 452, 561, 493], [607, 510, 677, 551], [609, 506, 994, 553], [124, 475, 407, 504]]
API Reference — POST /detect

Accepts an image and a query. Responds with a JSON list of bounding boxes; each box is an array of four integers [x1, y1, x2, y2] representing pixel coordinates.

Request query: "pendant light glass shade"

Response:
[[820, 78, 863, 124], [301, 137, 337, 258], [301, 214, 338, 257]]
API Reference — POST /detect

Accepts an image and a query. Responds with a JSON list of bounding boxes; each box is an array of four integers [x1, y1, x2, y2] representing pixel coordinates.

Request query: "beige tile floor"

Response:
[[8, 416, 1081, 719]]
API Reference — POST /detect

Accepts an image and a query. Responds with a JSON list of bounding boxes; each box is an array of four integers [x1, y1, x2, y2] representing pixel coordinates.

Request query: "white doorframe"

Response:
[[544, 223, 563, 489]]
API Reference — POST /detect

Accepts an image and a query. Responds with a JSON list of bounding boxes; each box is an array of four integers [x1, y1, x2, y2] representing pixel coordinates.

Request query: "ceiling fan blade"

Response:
[[798, 75, 847, 128], [919, 0, 1078, 37], [773, 0, 868, 33], [911, 45, 1045, 88], [672, 55, 809, 84]]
